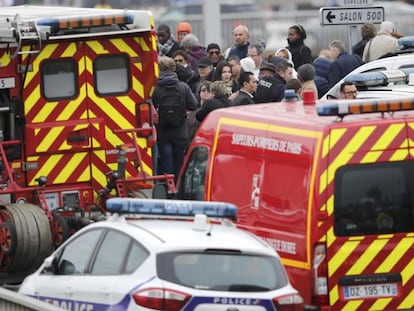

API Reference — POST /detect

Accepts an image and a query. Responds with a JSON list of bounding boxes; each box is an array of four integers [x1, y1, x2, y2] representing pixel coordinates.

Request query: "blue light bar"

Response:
[[106, 198, 237, 220], [398, 35, 414, 49], [345, 68, 414, 86]]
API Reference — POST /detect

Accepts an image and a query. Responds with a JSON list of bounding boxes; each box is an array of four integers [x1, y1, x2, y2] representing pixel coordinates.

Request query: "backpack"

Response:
[[157, 83, 186, 128]]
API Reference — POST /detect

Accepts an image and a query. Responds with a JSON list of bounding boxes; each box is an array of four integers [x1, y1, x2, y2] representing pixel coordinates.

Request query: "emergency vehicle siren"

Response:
[[106, 198, 238, 220], [318, 69, 414, 117]]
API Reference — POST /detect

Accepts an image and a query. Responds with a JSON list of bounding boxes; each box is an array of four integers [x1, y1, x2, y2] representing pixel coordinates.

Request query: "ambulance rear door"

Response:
[[323, 118, 414, 310]]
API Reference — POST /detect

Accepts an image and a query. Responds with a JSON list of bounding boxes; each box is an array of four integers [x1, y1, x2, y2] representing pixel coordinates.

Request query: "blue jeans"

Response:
[[157, 138, 187, 182]]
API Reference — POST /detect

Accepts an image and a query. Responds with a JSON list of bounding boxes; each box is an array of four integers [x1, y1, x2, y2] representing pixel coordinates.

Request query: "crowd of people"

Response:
[[152, 20, 404, 180]]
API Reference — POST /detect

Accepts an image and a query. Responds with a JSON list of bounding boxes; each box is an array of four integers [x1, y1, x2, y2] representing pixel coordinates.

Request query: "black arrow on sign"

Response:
[[326, 11, 336, 23]]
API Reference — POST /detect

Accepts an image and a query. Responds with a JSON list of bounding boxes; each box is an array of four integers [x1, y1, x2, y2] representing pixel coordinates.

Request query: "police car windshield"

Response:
[[157, 251, 288, 291]]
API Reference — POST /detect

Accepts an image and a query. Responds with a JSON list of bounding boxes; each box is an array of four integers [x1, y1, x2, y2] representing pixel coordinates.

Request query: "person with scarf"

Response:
[[156, 24, 181, 58]]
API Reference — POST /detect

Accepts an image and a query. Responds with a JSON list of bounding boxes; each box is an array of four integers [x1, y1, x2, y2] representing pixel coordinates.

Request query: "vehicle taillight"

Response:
[[312, 243, 329, 306], [272, 293, 304, 311], [136, 101, 153, 137], [132, 287, 191, 311]]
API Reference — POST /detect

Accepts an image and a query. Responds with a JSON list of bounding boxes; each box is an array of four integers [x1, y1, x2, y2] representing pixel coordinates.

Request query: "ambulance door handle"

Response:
[[67, 135, 89, 142]]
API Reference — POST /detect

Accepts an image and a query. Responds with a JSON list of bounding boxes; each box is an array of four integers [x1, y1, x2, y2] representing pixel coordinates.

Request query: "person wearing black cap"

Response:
[[255, 62, 287, 103], [207, 43, 224, 68], [187, 57, 215, 100], [286, 24, 313, 70]]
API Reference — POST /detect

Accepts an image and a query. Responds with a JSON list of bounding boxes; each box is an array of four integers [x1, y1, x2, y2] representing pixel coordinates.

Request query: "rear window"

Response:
[[157, 251, 288, 291], [334, 161, 414, 236]]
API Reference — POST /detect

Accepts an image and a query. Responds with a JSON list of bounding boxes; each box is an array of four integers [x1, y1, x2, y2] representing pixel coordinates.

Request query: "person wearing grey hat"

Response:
[[297, 63, 318, 99]]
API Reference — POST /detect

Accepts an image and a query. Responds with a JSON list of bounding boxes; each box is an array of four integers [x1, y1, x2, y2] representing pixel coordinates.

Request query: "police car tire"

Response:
[[0, 221, 17, 256], [25, 204, 53, 271]]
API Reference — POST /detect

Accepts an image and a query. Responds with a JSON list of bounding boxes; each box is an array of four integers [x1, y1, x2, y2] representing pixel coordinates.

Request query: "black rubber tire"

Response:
[[25, 204, 54, 272]]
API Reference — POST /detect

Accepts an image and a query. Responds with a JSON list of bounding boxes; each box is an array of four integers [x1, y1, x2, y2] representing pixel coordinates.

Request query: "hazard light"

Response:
[[344, 68, 414, 87], [317, 97, 414, 117], [106, 198, 238, 220], [37, 12, 134, 33], [136, 101, 153, 137]]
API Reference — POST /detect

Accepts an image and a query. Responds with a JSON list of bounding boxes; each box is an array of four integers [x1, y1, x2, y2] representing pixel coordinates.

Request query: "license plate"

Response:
[[0, 77, 15, 89], [343, 283, 398, 300]]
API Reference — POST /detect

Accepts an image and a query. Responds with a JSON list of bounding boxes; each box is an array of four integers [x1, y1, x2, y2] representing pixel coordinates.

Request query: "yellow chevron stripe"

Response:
[[118, 96, 136, 115], [87, 40, 107, 55], [322, 128, 347, 158], [329, 284, 339, 306], [361, 123, 405, 163], [91, 162, 107, 190], [36, 126, 65, 153], [89, 93, 133, 129], [33, 101, 60, 123], [326, 193, 334, 217], [105, 126, 125, 147], [29, 154, 63, 185], [328, 239, 361, 276], [62, 43, 77, 57], [391, 147, 410, 161], [112, 38, 138, 57], [376, 235, 411, 273], [25, 85, 41, 115], [371, 298, 392, 311], [342, 300, 363, 311], [57, 95, 86, 121], [400, 256, 414, 308], [136, 36, 151, 52], [347, 238, 389, 275], [132, 76, 145, 98], [55, 152, 89, 183], [323, 126, 376, 193], [0, 52, 11, 67]]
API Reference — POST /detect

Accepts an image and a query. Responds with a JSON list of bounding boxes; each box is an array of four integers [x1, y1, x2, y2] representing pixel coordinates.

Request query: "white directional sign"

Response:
[[320, 6, 384, 26]]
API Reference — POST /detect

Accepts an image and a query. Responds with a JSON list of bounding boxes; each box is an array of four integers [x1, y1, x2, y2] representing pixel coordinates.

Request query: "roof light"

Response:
[[37, 12, 134, 33], [398, 35, 414, 49], [106, 198, 237, 220], [344, 68, 414, 86], [317, 97, 414, 117]]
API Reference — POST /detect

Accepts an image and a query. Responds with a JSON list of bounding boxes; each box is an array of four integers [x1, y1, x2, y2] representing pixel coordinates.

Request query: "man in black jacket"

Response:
[[232, 71, 257, 105], [152, 56, 197, 181]]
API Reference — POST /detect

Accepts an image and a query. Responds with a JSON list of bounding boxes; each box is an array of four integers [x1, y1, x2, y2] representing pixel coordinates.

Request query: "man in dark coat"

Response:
[[328, 40, 361, 88], [232, 71, 257, 105], [152, 56, 197, 182]]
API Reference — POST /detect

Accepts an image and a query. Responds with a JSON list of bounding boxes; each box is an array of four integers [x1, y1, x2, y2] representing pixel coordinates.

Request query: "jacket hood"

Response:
[[313, 57, 332, 79], [157, 71, 180, 87]]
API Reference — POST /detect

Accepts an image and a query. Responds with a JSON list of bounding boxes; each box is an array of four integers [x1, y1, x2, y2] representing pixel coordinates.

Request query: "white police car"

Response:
[[18, 199, 303, 311]]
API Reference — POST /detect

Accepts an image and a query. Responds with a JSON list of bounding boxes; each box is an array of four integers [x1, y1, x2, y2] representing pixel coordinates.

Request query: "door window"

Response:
[[334, 161, 414, 236], [41, 58, 78, 100], [94, 55, 130, 96]]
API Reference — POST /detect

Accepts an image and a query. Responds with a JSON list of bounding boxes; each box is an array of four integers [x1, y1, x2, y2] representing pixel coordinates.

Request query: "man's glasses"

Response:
[[175, 59, 185, 63], [208, 51, 220, 55]]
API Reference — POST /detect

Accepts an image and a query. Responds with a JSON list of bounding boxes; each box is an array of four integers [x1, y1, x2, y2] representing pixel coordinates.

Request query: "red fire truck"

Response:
[[174, 81, 414, 310], [0, 5, 172, 283]]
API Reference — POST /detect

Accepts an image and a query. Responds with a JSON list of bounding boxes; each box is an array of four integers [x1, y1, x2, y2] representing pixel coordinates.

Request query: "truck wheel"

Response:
[[52, 213, 70, 248], [25, 204, 53, 271], [7, 204, 41, 271]]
